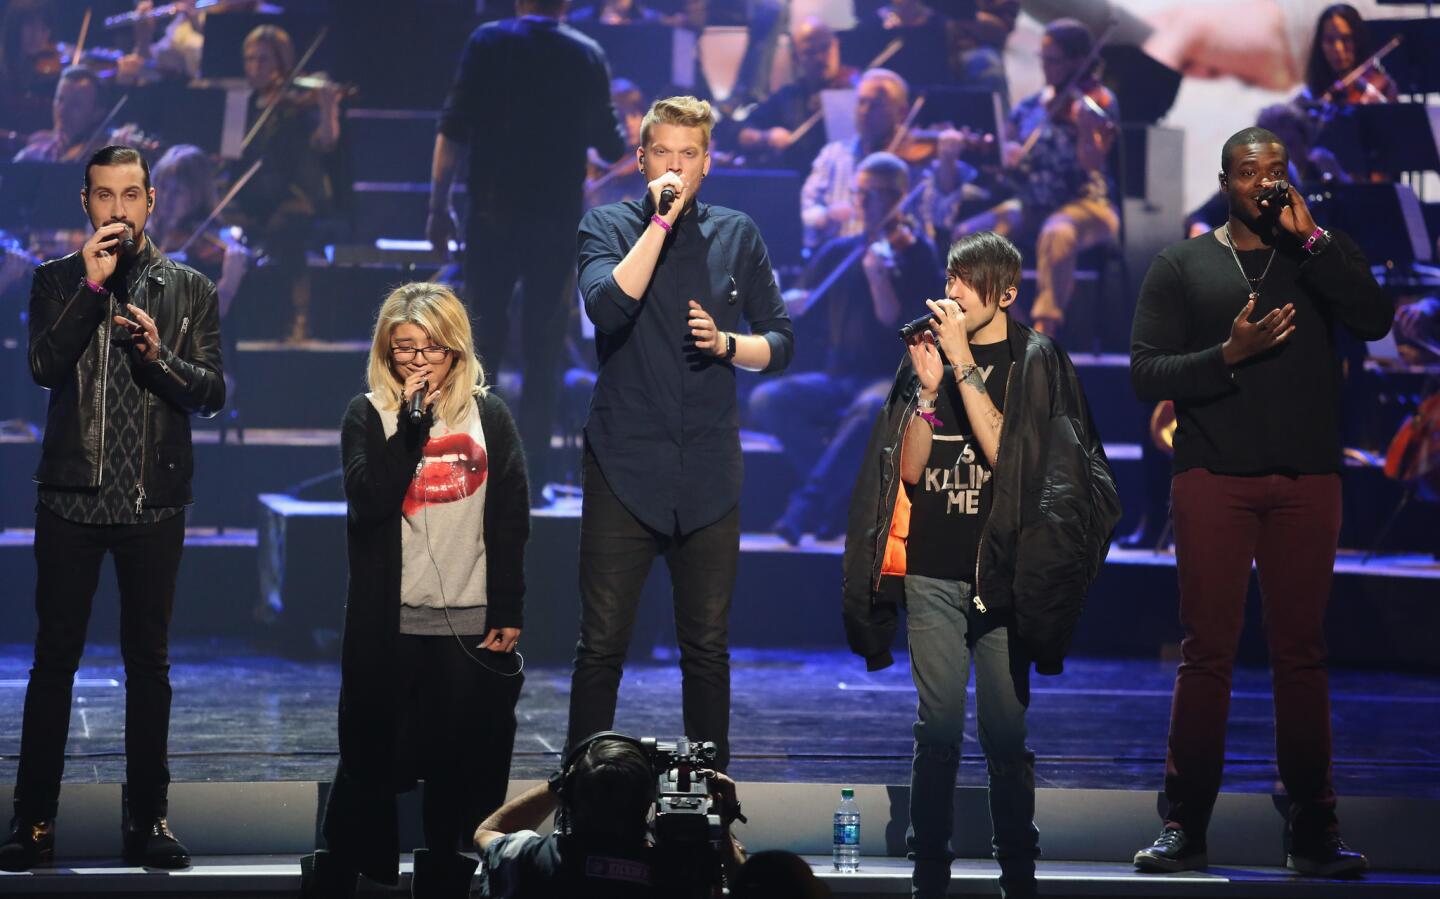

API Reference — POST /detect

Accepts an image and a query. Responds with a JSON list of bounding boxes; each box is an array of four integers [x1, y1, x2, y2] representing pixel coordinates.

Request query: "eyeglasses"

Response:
[[390, 345, 452, 363]]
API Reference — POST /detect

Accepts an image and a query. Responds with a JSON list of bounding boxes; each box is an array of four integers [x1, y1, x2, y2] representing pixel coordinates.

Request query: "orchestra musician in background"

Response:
[[229, 24, 342, 343], [951, 18, 1118, 337], [1298, 3, 1396, 111], [13, 66, 111, 163], [734, 18, 858, 173]]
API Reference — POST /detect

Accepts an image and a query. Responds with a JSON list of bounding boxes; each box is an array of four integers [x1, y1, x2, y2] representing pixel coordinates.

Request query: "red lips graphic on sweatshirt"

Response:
[[403, 431, 488, 518]]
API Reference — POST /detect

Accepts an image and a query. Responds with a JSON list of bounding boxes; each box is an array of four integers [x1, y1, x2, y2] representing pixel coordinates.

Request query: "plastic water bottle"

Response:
[[833, 787, 861, 872]]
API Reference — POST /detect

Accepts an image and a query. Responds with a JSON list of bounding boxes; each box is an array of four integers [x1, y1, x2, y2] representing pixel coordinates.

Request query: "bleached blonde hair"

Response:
[[640, 95, 714, 150], [366, 282, 486, 426]]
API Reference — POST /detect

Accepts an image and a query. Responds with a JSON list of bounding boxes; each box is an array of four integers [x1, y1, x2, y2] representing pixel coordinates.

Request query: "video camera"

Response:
[[640, 737, 724, 850]]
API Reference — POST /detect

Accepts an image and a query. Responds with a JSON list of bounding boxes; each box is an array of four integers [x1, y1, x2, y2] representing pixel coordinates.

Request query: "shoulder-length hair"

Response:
[[365, 282, 486, 426], [1304, 4, 1372, 97]]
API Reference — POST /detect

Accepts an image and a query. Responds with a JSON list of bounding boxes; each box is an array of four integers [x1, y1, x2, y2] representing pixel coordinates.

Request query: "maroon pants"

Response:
[[1163, 469, 1342, 842]]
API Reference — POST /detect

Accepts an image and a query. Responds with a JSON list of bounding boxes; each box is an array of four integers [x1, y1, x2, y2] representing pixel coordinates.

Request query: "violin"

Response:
[[891, 126, 996, 166], [1384, 392, 1440, 502]]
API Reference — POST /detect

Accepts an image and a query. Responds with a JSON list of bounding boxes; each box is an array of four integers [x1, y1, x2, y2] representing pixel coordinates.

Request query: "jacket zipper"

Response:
[[135, 393, 150, 515], [95, 297, 113, 487], [176, 315, 190, 351], [871, 390, 919, 593], [971, 362, 1017, 614]]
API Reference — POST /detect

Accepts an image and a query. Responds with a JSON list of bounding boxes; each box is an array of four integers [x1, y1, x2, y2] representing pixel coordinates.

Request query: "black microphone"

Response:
[[118, 224, 137, 256], [659, 187, 676, 215], [407, 380, 428, 425], [1255, 180, 1291, 207], [897, 311, 937, 340]]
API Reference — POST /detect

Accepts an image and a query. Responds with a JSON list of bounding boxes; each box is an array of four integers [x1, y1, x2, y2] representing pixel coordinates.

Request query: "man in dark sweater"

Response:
[[1129, 126, 1392, 878], [429, 0, 626, 498]]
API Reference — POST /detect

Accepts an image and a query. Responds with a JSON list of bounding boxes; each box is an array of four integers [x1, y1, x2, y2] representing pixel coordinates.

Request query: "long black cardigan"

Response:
[[324, 391, 529, 883]]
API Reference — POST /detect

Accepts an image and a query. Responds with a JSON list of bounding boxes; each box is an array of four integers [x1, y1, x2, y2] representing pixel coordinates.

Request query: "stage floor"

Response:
[[2, 644, 1437, 798]]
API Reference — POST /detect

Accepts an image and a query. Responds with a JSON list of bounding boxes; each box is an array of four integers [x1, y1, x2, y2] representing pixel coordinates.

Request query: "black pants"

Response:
[[14, 505, 186, 821], [465, 210, 577, 491], [323, 634, 524, 864], [567, 447, 740, 769]]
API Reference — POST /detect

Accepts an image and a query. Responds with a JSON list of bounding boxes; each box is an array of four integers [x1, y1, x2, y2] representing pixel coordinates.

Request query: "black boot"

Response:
[[411, 848, 479, 899], [0, 817, 55, 872], [300, 850, 358, 899], [122, 816, 190, 869]]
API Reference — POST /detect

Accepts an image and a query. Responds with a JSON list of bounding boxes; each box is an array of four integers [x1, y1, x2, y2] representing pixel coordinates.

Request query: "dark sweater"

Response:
[[326, 390, 529, 883], [1130, 229, 1392, 475]]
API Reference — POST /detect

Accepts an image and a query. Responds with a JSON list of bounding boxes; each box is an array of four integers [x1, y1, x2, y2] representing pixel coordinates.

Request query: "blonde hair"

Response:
[[243, 25, 296, 75], [640, 95, 714, 150], [366, 283, 486, 426]]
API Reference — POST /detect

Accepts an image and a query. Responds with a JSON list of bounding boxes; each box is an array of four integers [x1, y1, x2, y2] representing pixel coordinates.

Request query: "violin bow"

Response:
[[240, 25, 329, 154], [174, 157, 263, 257], [787, 39, 905, 146]]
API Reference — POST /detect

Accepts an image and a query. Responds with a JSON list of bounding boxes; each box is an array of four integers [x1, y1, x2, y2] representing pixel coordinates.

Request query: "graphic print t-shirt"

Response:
[[905, 339, 1013, 582], [371, 396, 490, 623]]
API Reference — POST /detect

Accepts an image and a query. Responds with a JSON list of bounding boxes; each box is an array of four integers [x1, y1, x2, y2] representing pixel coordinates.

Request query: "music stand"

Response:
[[1308, 182, 1433, 269], [917, 86, 1002, 165], [0, 163, 88, 232], [1317, 103, 1440, 179], [1368, 19, 1440, 96], [837, 25, 950, 88], [571, 24, 697, 100], [1099, 45, 1181, 125]]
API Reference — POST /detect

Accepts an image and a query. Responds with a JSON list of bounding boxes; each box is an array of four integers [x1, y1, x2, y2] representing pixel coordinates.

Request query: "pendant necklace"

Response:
[[1223, 223, 1276, 302]]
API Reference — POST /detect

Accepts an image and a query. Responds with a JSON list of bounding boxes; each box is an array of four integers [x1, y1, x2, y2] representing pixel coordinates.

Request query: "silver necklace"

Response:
[[1223, 223, 1276, 302]]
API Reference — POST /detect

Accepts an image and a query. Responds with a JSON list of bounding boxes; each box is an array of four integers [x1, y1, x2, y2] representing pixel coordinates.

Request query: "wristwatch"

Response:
[[722, 332, 737, 360]]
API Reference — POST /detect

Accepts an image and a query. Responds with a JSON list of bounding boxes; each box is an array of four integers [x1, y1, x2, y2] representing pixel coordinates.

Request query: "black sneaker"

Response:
[[122, 817, 191, 869], [1287, 835, 1368, 878], [0, 817, 55, 872], [1133, 828, 1208, 872]]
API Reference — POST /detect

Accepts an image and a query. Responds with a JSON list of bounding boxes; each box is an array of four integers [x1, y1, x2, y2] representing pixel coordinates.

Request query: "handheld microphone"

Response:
[[407, 380, 429, 425], [659, 187, 676, 215], [118, 224, 137, 256], [897, 311, 937, 340], [1255, 180, 1291, 207]]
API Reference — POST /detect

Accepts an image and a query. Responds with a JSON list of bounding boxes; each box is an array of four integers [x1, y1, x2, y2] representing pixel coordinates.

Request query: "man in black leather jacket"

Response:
[[0, 146, 224, 873]]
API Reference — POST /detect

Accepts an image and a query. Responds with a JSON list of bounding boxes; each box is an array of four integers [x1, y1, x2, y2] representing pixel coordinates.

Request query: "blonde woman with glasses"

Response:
[[301, 282, 530, 899]]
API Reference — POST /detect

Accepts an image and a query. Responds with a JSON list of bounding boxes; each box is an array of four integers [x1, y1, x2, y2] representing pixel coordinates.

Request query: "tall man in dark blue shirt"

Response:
[[569, 97, 795, 769], [429, 0, 626, 498]]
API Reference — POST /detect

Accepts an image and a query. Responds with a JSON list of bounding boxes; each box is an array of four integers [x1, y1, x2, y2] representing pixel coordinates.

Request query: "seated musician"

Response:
[[735, 18, 858, 173], [13, 66, 109, 163], [801, 68, 919, 253], [1298, 4, 1396, 109], [230, 24, 342, 341], [950, 18, 1117, 337], [0, 0, 62, 137], [585, 78, 647, 210], [752, 152, 939, 544], [151, 144, 249, 320]]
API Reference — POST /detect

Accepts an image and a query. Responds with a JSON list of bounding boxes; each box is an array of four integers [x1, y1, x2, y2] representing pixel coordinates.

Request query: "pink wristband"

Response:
[[84, 277, 108, 294], [918, 410, 944, 429], [1303, 227, 1325, 252], [650, 214, 671, 233]]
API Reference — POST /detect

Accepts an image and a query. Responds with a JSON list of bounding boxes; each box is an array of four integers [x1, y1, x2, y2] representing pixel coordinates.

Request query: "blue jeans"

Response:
[[904, 574, 1039, 899]]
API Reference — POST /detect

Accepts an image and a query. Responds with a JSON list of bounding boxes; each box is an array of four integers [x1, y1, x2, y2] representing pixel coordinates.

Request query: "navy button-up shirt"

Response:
[[578, 197, 794, 534]]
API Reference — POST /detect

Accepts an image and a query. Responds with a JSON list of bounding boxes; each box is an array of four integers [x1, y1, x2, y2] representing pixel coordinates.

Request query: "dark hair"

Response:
[[0, 0, 56, 81], [518, 0, 568, 16], [568, 737, 655, 841], [731, 850, 832, 899], [1045, 17, 1093, 60], [1304, 4, 1372, 97], [946, 231, 1021, 309], [84, 145, 152, 195], [1219, 126, 1287, 175]]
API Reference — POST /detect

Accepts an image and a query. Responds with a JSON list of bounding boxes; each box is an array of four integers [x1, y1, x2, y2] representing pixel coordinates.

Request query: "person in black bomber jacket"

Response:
[[843, 232, 1119, 899], [301, 283, 529, 899], [1129, 126, 1391, 879], [1, 145, 224, 874]]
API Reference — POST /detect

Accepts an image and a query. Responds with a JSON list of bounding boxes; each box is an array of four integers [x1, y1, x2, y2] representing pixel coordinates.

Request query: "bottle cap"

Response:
[[841, 788, 855, 799]]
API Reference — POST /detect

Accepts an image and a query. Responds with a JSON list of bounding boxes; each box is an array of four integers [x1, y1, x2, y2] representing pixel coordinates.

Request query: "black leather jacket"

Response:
[[28, 245, 226, 508], [842, 320, 1121, 675]]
